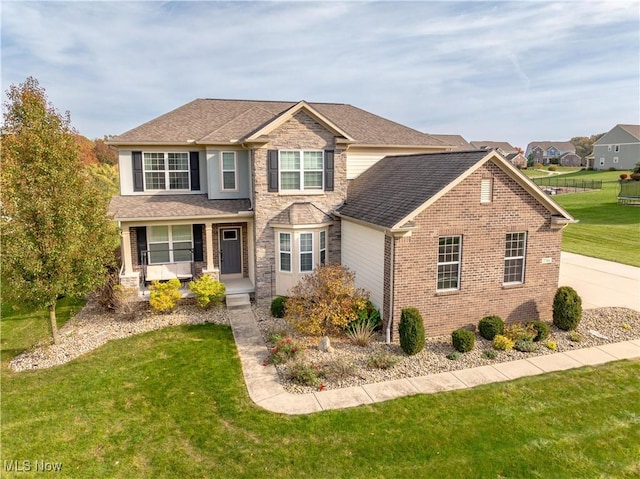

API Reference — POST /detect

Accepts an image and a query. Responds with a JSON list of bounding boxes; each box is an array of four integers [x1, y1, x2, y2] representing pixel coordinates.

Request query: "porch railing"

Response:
[[139, 249, 195, 283]]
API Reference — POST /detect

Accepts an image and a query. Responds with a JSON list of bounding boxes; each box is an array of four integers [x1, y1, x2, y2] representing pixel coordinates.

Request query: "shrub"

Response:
[[149, 279, 182, 313], [630, 173, 640, 181], [366, 350, 400, 369], [547, 165, 557, 171], [528, 320, 551, 342], [287, 360, 323, 387], [265, 337, 300, 365], [534, 163, 543, 169], [351, 300, 382, 331], [451, 328, 475, 353], [270, 296, 287, 318], [323, 358, 356, 381], [483, 349, 498, 360], [285, 264, 369, 336], [493, 334, 514, 351], [188, 275, 225, 309], [620, 173, 628, 180], [113, 285, 140, 319], [622, 323, 632, 330], [545, 340, 558, 351], [608, 167, 617, 171], [553, 286, 582, 331], [514, 339, 538, 353], [478, 315, 504, 340], [346, 319, 376, 347], [569, 331, 583, 342], [446, 351, 462, 361], [503, 323, 536, 342], [398, 308, 425, 355]]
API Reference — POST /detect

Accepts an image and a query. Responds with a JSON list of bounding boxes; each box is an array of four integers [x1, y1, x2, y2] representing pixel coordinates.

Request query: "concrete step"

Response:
[[226, 293, 251, 310]]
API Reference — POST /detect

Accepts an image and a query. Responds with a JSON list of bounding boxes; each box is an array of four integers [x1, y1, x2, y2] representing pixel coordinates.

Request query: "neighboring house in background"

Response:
[[430, 134, 474, 151], [338, 150, 574, 337], [505, 152, 527, 168], [470, 141, 517, 156], [108, 99, 451, 301], [525, 141, 577, 165], [591, 124, 640, 170]]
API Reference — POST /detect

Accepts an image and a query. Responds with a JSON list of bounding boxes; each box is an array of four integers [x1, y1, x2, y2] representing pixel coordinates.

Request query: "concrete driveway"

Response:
[[559, 252, 640, 312]]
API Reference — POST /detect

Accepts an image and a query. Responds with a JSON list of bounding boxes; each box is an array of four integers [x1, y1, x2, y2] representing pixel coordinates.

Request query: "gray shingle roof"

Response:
[[108, 195, 251, 220], [470, 141, 517, 154], [111, 99, 447, 147], [269, 202, 332, 226], [527, 141, 576, 153], [431, 134, 474, 150], [338, 150, 489, 229], [617, 124, 640, 141]]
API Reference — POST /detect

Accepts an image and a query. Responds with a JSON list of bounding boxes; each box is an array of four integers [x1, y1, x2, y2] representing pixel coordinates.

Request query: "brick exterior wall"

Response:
[[386, 161, 563, 338], [252, 111, 348, 298]]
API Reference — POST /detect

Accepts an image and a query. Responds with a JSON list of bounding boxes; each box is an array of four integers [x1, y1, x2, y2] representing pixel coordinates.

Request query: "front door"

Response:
[[220, 228, 242, 274]]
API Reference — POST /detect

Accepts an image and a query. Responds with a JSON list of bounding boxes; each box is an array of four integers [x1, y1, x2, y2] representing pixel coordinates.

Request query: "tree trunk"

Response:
[[48, 303, 59, 345]]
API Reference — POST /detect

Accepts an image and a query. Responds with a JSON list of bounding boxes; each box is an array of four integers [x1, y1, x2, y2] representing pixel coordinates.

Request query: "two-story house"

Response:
[[525, 141, 580, 166], [592, 124, 640, 170], [108, 98, 574, 338]]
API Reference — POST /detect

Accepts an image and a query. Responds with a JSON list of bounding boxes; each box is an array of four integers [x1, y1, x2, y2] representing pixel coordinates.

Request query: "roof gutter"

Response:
[[111, 210, 255, 223]]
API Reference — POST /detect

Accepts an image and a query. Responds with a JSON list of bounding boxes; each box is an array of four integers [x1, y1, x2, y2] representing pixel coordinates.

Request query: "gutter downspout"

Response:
[[386, 236, 394, 344]]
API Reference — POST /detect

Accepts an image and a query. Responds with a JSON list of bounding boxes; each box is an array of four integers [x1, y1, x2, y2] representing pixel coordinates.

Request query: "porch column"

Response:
[[205, 223, 215, 272], [121, 227, 134, 275]]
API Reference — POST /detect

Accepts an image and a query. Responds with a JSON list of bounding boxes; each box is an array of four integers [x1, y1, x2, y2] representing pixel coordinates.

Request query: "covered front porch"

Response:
[[138, 276, 255, 300]]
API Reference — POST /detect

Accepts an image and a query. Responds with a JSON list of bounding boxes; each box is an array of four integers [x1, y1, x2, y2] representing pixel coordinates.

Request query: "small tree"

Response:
[[1, 77, 118, 344], [285, 264, 369, 337]]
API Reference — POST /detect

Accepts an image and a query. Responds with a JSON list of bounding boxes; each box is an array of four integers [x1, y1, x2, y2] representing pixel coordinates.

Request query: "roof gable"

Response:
[[595, 124, 640, 144], [110, 98, 445, 148], [338, 150, 573, 230]]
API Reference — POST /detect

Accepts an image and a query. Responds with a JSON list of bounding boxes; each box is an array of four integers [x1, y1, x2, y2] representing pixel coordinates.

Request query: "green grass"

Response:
[[0, 296, 85, 364], [521, 166, 581, 178], [548, 170, 639, 266], [2, 316, 639, 478]]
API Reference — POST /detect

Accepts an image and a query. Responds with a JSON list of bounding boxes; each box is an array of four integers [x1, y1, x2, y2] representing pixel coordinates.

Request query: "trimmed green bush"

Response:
[[451, 328, 475, 353], [188, 275, 225, 309], [528, 320, 551, 342], [553, 286, 582, 331], [514, 339, 538, 353], [398, 307, 425, 355], [270, 296, 287, 318], [478, 315, 504, 340]]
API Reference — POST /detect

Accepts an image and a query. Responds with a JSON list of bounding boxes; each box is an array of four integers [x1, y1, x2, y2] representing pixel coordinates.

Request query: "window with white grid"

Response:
[[437, 236, 461, 291], [504, 232, 527, 284]]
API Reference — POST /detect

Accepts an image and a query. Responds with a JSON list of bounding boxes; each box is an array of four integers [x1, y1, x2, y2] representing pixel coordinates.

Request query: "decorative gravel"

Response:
[[253, 305, 640, 394], [9, 299, 229, 372]]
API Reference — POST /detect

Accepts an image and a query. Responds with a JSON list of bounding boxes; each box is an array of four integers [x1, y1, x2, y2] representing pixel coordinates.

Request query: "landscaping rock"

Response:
[[318, 336, 334, 353]]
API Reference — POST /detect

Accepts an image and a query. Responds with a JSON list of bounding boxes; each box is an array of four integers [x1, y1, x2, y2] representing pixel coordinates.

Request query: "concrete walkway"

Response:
[[230, 253, 640, 415]]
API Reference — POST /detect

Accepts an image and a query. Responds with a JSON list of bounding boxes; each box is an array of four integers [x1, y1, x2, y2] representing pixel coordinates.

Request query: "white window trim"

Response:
[[613, 157, 619, 163], [504, 232, 527, 285], [147, 225, 193, 264], [279, 232, 292, 273], [220, 151, 238, 192], [299, 232, 314, 273], [279, 150, 324, 192], [614, 145, 620, 152], [319, 230, 327, 266], [436, 235, 462, 292], [143, 152, 190, 191]]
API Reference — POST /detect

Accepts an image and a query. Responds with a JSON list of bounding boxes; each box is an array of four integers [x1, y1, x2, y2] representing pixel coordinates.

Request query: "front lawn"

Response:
[[549, 170, 639, 266], [2, 320, 639, 478]]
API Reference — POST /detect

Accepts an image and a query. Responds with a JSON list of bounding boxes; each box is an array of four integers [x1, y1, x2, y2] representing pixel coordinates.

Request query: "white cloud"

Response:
[[1, 0, 638, 147]]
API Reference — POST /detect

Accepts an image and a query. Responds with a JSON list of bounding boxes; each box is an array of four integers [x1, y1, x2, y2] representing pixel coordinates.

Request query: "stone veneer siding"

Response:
[[252, 111, 347, 299], [385, 161, 563, 338]]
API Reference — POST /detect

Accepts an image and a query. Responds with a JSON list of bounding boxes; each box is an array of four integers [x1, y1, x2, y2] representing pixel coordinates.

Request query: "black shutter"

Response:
[[193, 224, 203, 262], [132, 151, 143, 192], [324, 150, 334, 191], [267, 150, 278, 192], [190, 151, 200, 191], [135, 226, 147, 265]]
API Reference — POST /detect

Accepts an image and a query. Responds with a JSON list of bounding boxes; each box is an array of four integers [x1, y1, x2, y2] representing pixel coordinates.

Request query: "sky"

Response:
[[2, 0, 639, 150]]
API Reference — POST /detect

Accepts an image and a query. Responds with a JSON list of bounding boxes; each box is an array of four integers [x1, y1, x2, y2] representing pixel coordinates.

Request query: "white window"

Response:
[[480, 178, 493, 204], [319, 231, 327, 265], [220, 152, 237, 191], [437, 236, 461, 291], [148, 225, 192, 264], [299, 233, 313, 272], [614, 145, 620, 152], [608, 145, 612, 151], [599, 158, 605, 167], [280, 150, 323, 191], [144, 152, 189, 190], [504, 232, 526, 284], [613, 157, 619, 164], [279, 232, 291, 272]]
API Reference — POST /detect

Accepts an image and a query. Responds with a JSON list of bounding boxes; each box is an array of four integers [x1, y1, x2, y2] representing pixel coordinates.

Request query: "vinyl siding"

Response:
[[341, 220, 385, 312]]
